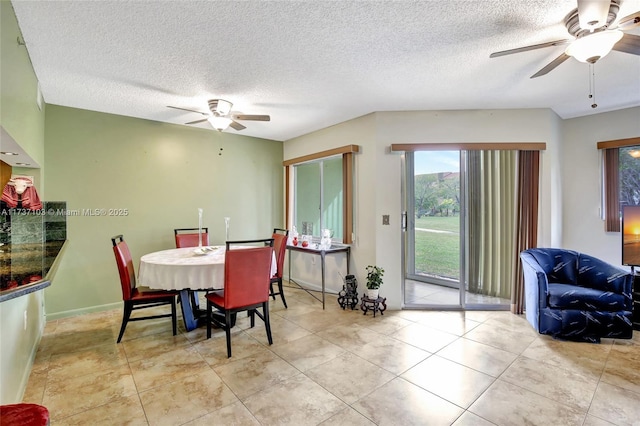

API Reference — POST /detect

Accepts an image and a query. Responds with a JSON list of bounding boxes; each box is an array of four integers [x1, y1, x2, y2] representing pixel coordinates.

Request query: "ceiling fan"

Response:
[[167, 99, 270, 131], [490, 0, 640, 78]]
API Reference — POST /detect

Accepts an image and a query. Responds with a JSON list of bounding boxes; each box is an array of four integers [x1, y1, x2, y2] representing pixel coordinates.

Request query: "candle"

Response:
[[198, 208, 203, 248]]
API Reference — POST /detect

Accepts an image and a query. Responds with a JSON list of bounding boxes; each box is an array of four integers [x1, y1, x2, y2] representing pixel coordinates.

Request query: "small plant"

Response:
[[365, 265, 384, 290]]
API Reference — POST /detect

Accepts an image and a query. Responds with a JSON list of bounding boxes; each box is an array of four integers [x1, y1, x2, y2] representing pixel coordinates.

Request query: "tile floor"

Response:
[[23, 284, 640, 425], [404, 279, 510, 306]]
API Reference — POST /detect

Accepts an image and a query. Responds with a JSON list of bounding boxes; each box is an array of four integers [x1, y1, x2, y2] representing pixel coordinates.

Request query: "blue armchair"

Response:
[[520, 248, 633, 343]]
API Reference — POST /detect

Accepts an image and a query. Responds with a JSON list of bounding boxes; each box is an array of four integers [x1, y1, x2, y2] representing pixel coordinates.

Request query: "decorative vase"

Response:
[[367, 288, 379, 299]]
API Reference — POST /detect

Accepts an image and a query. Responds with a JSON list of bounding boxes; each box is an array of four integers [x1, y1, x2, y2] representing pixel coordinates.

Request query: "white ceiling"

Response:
[[10, 0, 640, 142]]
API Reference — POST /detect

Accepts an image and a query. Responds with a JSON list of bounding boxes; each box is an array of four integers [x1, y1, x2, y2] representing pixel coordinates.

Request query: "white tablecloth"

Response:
[[138, 246, 276, 291]]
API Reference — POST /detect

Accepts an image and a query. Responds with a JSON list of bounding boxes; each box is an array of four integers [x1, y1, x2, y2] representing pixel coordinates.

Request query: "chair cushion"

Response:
[[0, 403, 50, 426], [130, 288, 177, 301], [205, 290, 225, 308], [548, 283, 628, 311]]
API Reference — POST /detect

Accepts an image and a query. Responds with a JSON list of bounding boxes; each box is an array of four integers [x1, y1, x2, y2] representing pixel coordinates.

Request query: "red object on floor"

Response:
[[0, 403, 50, 425]]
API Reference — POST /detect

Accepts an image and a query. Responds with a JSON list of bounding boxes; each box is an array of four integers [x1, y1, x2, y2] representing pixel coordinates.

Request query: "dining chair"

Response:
[[270, 228, 289, 308], [205, 238, 275, 357], [174, 227, 209, 248], [174, 227, 211, 308], [111, 235, 178, 343]]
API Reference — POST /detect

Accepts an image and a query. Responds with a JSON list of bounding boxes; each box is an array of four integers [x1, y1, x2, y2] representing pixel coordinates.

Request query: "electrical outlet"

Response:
[[382, 215, 390, 225]]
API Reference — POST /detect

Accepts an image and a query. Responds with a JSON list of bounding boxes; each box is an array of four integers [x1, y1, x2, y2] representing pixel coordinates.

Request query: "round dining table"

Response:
[[139, 246, 228, 291], [138, 246, 276, 331]]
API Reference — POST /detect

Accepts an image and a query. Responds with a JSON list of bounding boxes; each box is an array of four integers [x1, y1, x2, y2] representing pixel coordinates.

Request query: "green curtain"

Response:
[[467, 150, 516, 298]]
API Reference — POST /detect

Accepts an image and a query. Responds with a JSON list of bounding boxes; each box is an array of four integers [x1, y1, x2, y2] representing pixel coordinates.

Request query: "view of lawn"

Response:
[[414, 216, 460, 279]]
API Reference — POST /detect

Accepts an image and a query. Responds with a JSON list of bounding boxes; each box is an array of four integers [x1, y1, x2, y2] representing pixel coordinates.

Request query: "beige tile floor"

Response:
[[23, 284, 640, 425], [404, 279, 510, 306]]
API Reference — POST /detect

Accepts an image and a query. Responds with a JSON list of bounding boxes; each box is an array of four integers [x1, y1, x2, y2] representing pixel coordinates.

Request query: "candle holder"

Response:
[[198, 208, 203, 248]]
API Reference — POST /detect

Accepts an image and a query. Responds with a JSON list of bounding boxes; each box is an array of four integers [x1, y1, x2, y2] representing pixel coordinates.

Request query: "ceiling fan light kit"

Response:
[[208, 116, 233, 131], [565, 29, 624, 63]]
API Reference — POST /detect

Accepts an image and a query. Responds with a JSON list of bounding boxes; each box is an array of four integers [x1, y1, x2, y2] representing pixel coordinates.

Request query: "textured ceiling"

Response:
[[10, 0, 640, 142]]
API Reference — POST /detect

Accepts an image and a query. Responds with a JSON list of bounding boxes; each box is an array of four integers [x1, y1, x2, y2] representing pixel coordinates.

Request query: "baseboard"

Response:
[[46, 301, 122, 321], [283, 277, 339, 295]]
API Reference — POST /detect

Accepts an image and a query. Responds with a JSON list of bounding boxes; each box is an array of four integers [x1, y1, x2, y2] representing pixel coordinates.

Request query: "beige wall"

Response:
[[0, 1, 47, 404], [285, 108, 568, 310], [284, 114, 377, 296], [43, 105, 283, 318], [561, 106, 640, 265]]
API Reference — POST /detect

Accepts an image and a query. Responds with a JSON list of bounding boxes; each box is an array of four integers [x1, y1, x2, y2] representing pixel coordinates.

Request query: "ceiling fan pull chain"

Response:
[[589, 63, 597, 109]]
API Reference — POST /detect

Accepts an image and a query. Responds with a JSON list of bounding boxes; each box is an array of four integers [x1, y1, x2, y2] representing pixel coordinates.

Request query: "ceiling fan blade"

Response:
[[229, 120, 246, 131], [185, 118, 208, 125], [613, 33, 640, 55], [530, 53, 571, 78], [167, 105, 208, 116], [490, 39, 572, 58], [232, 114, 271, 121], [616, 11, 640, 31]]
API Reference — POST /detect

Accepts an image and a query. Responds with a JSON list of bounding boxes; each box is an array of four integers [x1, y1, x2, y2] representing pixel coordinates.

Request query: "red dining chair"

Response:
[[270, 228, 289, 308], [174, 228, 209, 248], [174, 227, 211, 306], [111, 235, 178, 343], [205, 238, 274, 358], [0, 403, 50, 426]]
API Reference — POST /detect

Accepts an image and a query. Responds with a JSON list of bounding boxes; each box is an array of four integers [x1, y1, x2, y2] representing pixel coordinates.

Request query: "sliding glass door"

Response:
[[404, 150, 513, 309]]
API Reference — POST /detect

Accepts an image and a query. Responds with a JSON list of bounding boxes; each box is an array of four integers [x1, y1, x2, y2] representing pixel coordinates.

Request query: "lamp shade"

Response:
[[208, 116, 233, 131], [565, 30, 624, 63]]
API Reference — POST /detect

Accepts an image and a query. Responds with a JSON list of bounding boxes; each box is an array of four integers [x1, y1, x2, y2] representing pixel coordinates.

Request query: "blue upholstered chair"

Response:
[[520, 248, 633, 343]]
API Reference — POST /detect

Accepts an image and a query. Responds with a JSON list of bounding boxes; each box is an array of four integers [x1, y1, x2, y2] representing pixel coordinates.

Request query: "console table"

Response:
[[286, 244, 350, 309]]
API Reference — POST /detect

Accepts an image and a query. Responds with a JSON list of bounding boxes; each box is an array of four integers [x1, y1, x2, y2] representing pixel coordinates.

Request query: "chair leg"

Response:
[[269, 282, 276, 300], [278, 278, 287, 308], [171, 298, 177, 336], [225, 311, 233, 358], [206, 299, 212, 339], [263, 302, 273, 345], [117, 302, 133, 343]]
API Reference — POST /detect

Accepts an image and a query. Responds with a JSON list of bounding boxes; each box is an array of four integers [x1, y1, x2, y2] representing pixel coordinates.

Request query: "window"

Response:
[[294, 156, 343, 240], [284, 145, 358, 244], [599, 137, 640, 232]]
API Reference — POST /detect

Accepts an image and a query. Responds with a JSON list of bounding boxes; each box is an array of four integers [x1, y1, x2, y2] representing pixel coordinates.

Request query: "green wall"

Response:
[[43, 105, 283, 318], [0, 0, 47, 404]]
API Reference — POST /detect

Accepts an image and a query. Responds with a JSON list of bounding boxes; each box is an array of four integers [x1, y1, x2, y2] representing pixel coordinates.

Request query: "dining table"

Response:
[[138, 245, 276, 331]]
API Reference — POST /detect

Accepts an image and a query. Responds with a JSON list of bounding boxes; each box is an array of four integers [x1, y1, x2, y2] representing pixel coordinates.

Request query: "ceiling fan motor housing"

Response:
[[565, 0, 620, 38], [208, 99, 232, 116]]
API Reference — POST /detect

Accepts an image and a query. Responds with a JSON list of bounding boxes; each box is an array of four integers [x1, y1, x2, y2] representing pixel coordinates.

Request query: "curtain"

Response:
[[604, 148, 620, 232], [467, 150, 517, 299], [511, 150, 540, 314]]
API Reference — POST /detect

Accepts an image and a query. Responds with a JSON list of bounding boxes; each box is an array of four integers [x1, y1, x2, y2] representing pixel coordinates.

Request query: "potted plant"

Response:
[[365, 265, 384, 299]]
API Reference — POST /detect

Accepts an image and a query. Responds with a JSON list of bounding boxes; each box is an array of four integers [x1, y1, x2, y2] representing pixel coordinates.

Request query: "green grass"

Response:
[[413, 216, 460, 278], [415, 215, 459, 232]]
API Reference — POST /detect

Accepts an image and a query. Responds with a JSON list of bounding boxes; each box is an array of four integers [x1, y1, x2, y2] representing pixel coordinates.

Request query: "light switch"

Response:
[[382, 215, 390, 225]]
